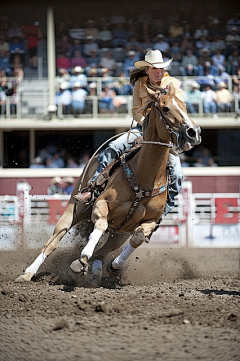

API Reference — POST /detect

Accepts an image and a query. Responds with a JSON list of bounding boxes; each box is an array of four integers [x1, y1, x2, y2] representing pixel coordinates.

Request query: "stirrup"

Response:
[[74, 186, 94, 204]]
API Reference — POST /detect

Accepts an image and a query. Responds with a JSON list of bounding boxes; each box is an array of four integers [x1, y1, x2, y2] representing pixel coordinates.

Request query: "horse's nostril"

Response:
[[186, 128, 196, 139]]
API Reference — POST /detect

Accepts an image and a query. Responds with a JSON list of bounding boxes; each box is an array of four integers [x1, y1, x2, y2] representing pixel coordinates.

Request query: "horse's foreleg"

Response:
[[15, 199, 80, 282], [70, 199, 109, 274], [112, 220, 157, 270], [81, 199, 109, 263]]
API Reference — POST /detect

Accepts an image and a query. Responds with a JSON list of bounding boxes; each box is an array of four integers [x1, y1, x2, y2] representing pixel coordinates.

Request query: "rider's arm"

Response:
[[132, 80, 145, 126]]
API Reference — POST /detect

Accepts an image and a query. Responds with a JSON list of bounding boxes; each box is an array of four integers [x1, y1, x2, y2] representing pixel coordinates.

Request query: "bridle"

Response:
[[134, 91, 182, 153]]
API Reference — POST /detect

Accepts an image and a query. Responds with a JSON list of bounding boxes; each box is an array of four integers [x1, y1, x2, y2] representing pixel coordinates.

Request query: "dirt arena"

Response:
[[0, 245, 239, 361]]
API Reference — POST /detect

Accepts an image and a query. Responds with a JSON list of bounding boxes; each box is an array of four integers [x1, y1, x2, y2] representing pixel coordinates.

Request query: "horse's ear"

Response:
[[168, 82, 175, 96]]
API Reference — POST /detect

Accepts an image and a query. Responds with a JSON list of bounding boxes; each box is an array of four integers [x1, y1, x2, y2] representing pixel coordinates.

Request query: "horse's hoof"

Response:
[[14, 272, 32, 282], [107, 260, 122, 276], [69, 259, 82, 273]]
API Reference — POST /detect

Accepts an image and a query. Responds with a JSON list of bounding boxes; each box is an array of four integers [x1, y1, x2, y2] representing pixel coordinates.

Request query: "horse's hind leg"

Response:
[[14, 192, 90, 282], [111, 221, 156, 270]]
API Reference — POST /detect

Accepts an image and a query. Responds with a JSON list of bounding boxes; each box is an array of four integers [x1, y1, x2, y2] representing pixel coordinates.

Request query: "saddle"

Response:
[[75, 140, 142, 203]]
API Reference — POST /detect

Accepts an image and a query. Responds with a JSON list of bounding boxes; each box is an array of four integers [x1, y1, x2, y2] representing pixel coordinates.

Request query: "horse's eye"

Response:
[[162, 106, 170, 113]]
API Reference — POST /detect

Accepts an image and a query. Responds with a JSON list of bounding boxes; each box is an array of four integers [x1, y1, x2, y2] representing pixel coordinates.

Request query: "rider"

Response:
[[78, 49, 184, 216]]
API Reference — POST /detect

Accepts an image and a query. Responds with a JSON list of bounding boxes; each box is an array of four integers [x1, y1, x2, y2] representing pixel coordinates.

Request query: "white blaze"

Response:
[[172, 98, 192, 126]]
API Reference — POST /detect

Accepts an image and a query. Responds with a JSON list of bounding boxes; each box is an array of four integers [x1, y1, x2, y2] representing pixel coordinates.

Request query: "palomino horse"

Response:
[[15, 83, 201, 285]]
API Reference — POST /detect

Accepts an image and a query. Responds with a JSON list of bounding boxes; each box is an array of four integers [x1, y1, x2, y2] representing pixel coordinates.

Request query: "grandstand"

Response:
[[0, 0, 240, 172]]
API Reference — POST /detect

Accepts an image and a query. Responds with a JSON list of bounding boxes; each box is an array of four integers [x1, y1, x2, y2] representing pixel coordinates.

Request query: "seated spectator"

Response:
[[193, 145, 213, 166], [0, 86, 6, 115], [141, 36, 154, 55], [195, 35, 211, 55], [57, 34, 72, 58], [112, 22, 128, 48], [193, 157, 206, 167], [0, 50, 11, 76], [168, 20, 184, 41], [208, 158, 218, 167], [226, 48, 240, 75], [0, 36, 10, 54], [8, 22, 23, 40], [84, 20, 99, 41], [22, 21, 42, 68], [126, 23, 139, 40], [169, 40, 182, 63], [113, 73, 133, 95], [70, 66, 87, 88], [182, 21, 192, 39], [201, 85, 217, 115], [210, 34, 226, 53], [70, 39, 83, 57], [123, 50, 138, 77], [225, 27, 240, 54], [208, 18, 223, 41], [69, 22, 85, 41], [215, 82, 232, 112], [66, 157, 79, 168], [226, 14, 240, 33], [71, 81, 87, 115], [139, 23, 153, 43], [56, 52, 71, 70], [180, 35, 194, 54], [79, 151, 90, 169], [29, 156, 45, 169], [9, 36, 25, 65], [153, 34, 170, 55], [70, 50, 87, 69], [63, 177, 75, 195], [211, 49, 226, 69], [215, 65, 231, 86], [85, 49, 100, 73], [99, 85, 116, 114], [47, 177, 63, 195], [98, 23, 113, 48], [180, 154, 189, 167], [198, 48, 217, 76], [125, 35, 142, 57], [186, 81, 201, 114], [99, 51, 117, 75], [179, 48, 199, 76], [55, 68, 71, 90], [194, 23, 209, 40], [101, 67, 114, 87], [48, 152, 65, 168], [55, 82, 72, 115], [83, 35, 99, 58]]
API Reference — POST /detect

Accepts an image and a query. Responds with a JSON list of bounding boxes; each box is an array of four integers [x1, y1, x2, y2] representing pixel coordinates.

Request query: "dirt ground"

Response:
[[0, 245, 239, 361]]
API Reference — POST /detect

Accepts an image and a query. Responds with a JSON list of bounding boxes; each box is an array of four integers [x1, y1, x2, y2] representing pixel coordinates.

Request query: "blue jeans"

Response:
[[92, 124, 183, 215], [204, 101, 217, 113]]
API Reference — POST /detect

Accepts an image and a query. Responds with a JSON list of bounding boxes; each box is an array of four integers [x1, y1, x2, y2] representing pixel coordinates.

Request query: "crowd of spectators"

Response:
[[29, 145, 91, 170], [1, 9, 240, 116], [51, 11, 240, 116]]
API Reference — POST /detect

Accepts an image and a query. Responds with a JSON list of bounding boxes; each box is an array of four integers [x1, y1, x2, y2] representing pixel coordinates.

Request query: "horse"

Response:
[[15, 83, 201, 285]]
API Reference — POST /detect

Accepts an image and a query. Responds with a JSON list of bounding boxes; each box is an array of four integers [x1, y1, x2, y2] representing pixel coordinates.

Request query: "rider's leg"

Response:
[[163, 152, 183, 216], [91, 125, 142, 183]]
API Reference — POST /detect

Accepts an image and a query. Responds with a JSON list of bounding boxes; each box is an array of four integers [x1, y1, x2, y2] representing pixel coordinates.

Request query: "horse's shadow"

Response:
[[198, 289, 240, 296]]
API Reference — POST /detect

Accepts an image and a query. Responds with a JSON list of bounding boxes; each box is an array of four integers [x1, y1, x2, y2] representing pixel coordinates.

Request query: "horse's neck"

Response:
[[135, 107, 170, 188]]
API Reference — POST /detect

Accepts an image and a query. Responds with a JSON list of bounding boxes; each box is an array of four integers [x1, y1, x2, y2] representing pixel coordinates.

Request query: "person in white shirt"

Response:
[[202, 85, 217, 114], [71, 81, 87, 115]]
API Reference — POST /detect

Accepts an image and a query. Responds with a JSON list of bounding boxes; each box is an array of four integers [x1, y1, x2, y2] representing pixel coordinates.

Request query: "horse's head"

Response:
[[153, 83, 201, 152]]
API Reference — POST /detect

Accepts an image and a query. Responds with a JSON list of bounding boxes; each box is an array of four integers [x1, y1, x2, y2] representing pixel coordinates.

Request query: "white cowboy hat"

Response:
[[134, 50, 173, 69]]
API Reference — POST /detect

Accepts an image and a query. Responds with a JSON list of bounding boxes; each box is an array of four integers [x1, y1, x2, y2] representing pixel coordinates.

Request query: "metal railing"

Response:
[[0, 75, 239, 119]]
